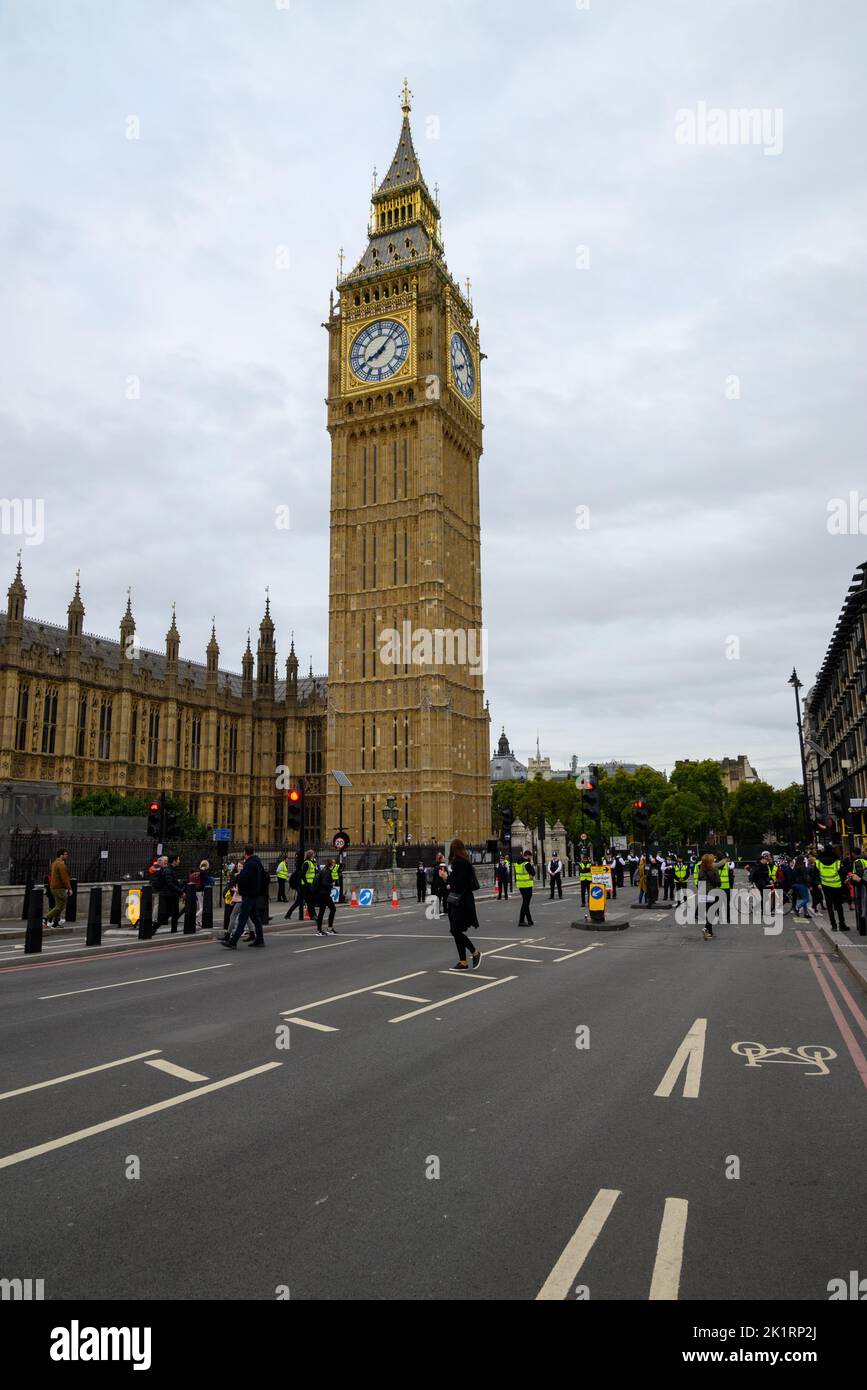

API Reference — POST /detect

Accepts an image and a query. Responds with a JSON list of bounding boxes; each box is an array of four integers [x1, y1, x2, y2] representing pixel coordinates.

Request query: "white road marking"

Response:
[[144, 1059, 209, 1083], [0, 1063, 282, 1170], [285, 1016, 339, 1032], [38, 964, 232, 1000], [0, 1050, 162, 1102], [485, 954, 543, 964], [654, 1018, 707, 1099], [553, 946, 600, 962], [294, 939, 360, 953], [649, 1198, 689, 1300], [536, 1189, 622, 1300], [388, 976, 517, 1022], [280, 971, 428, 1016], [372, 990, 431, 1003], [437, 971, 500, 980]]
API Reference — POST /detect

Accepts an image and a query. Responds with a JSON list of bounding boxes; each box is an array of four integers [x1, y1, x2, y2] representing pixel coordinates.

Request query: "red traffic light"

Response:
[[632, 800, 645, 809], [149, 801, 159, 811], [287, 789, 301, 803]]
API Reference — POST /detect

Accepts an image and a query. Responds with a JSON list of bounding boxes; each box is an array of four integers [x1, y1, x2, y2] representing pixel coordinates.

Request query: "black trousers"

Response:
[[497, 877, 509, 899], [549, 876, 562, 899], [156, 894, 181, 933], [518, 887, 534, 925], [580, 879, 590, 905], [417, 883, 426, 902], [285, 890, 305, 919], [824, 885, 847, 930], [663, 874, 674, 900], [628, 866, 636, 885], [449, 918, 476, 962], [276, 880, 287, 902], [315, 897, 336, 931]]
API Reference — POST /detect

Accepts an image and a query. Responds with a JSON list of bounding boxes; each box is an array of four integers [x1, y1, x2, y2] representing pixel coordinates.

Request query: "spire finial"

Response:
[[400, 78, 412, 117], [337, 246, 345, 280], [15, 548, 22, 577], [265, 584, 270, 615], [74, 568, 81, 597]]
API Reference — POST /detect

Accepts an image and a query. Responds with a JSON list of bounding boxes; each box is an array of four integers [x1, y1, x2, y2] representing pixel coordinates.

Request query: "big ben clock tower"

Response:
[[325, 81, 490, 847]]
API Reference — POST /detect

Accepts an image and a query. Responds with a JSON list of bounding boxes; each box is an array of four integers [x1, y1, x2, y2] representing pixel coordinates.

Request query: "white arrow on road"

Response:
[[654, 1018, 707, 1099]]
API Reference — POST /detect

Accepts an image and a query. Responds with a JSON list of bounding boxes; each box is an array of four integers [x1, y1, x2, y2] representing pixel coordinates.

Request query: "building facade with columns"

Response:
[[0, 562, 327, 844]]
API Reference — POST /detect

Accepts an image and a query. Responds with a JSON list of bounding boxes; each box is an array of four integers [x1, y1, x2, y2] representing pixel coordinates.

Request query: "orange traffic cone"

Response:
[[350, 887, 358, 908], [391, 884, 399, 909]]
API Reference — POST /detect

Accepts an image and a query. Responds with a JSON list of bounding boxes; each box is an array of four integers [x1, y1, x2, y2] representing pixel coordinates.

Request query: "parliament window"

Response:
[[362, 446, 367, 504], [393, 715, 398, 768], [305, 721, 323, 774], [97, 698, 113, 761], [228, 722, 238, 773], [372, 445, 378, 503], [361, 717, 366, 771], [190, 716, 202, 770], [77, 695, 88, 757], [15, 682, 29, 751], [147, 708, 160, 765], [41, 687, 58, 754]]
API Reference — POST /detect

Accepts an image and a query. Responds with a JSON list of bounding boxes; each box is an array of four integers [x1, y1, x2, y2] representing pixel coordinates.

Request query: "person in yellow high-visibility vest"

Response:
[[275, 854, 289, 902], [301, 851, 317, 923], [673, 858, 689, 907], [578, 859, 592, 907], [515, 851, 536, 927], [816, 846, 847, 931]]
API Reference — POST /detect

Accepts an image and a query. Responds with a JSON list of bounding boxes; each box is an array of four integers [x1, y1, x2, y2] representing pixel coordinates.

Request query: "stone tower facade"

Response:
[[325, 82, 490, 845]]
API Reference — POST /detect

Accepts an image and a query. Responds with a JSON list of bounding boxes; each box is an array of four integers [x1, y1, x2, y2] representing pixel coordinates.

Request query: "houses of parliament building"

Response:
[[0, 86, 491, 847]]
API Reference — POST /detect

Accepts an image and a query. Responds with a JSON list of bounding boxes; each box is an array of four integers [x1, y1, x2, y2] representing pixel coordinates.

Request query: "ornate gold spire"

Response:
[[400, 78, 412, 117]]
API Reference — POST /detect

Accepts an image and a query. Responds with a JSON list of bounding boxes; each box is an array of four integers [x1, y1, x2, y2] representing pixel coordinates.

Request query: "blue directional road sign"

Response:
[[359, 888, 373, 907], [330, 886, 340, 904]]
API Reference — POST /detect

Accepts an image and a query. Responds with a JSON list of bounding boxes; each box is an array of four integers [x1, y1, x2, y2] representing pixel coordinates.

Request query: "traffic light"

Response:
[[500, 806, 514, 842], [632, 799, 649, 833], [582, 780, 600, 820], [286, 787, 303, 833], [164, 802, 180, 841], [146, 800, 161, 838]]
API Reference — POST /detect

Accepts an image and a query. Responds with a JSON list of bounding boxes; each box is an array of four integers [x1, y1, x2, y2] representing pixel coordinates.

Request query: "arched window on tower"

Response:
[[15, 682, 29, 751]]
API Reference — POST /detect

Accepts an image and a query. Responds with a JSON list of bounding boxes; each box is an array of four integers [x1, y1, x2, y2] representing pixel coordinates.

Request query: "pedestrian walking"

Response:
[[627, 851, 639, 886], [416, 864, 427, 903], [807, 854, 825, 914], [284, 858, 305, 920], [431, 851, 447, 918], [496, 856, 511, 900], [790, 855, 815, 919], [548, 852, 563, 899], [443, 838, 481, 971], [300, 849, 317, 921], [44, 848, 72, 928], [313, 858, 339, 935], [275, 853, 289, 902], [614, 853, 625, 888], [516, 849, 536, 926], [154, 854, 183, 933], [698, 853, 726, 939], [190, 859, 214, 928], [221, 844, 267, 948]]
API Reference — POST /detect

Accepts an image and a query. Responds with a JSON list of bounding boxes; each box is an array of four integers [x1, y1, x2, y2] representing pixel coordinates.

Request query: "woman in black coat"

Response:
[[443, 838, 481, 971]]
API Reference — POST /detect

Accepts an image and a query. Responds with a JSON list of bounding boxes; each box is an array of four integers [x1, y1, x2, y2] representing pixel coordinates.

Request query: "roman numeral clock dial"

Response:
[[450, 331, 476, 400], [349, 319, 410, 383]]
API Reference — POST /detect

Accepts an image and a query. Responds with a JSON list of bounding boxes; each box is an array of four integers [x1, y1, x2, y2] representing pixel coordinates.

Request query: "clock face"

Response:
[[450, 331, 475, 399], [349, 319, 410, 383]]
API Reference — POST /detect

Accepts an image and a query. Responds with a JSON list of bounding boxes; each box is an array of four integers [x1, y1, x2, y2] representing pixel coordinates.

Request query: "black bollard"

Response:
[[22, 878, 33, 920], [139, 883, 153, 940], [86, 886, 102, 946], [183, 883, 197, 934], [24, 887, 44, 955], [66, 878, 78, 923], [109, 883, 122, 926], [201, 884, 213, 932]]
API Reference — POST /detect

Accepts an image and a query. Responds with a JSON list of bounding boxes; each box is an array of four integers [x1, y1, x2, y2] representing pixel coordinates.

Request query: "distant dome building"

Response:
[[491, 728, 527, 783]]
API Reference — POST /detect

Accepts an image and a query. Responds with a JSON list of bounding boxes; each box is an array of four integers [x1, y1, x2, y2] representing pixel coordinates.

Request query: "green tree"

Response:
[[70, 791, 208, 839], [771, 783, 806, 843], [728, 781, 775, 850], [668, 760, 728, 837], [652, 791, 705, 848]]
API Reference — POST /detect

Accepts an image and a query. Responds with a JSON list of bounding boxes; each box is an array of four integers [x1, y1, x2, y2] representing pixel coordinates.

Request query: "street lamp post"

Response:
[[788, 668, 812, 846], [382, 796, 398, 873]]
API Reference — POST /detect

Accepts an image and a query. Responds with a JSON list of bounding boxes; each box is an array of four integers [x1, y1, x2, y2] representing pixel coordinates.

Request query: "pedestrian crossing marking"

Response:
[[373, 991, 430, 1003], [388, 976, 518, 1023], [285, 1016, 339, 1032], [144, 1058, 209, 1083]]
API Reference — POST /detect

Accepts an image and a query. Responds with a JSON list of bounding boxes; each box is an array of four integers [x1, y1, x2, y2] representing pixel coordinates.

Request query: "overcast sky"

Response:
[[2, 0, 865, 788]]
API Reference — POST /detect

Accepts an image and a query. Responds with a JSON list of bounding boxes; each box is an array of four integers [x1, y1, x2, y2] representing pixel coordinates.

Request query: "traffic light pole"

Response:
[[789, 669, 812, 846]]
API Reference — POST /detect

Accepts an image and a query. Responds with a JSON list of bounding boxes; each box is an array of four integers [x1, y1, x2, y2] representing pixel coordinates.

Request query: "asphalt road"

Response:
[[1, 877, 865, 1302]]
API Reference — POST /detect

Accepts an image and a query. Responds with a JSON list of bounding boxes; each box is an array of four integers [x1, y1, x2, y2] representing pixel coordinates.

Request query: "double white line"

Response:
[[536, 1189, 688, 1300]]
